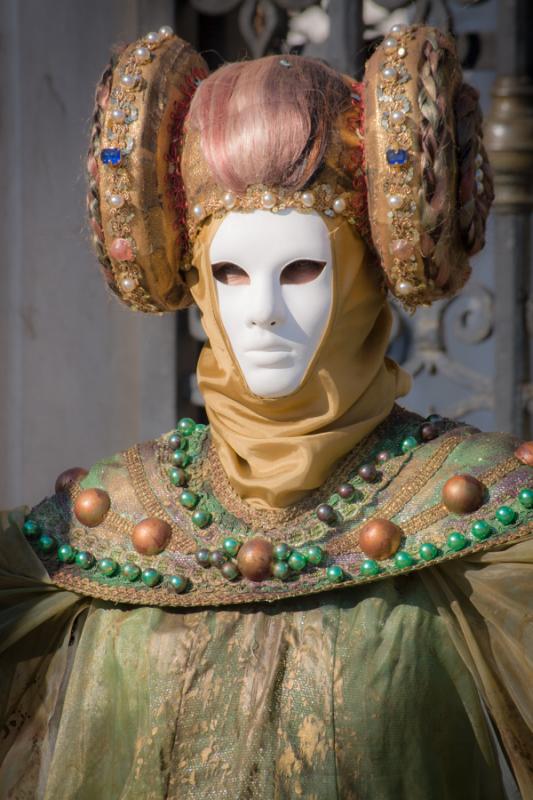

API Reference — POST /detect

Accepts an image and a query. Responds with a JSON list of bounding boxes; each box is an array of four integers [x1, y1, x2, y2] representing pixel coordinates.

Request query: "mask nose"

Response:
[[245, 277, 285, 329]]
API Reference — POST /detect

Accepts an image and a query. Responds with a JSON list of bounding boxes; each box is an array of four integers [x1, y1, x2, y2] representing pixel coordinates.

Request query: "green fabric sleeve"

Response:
[[422, 535, 533, 799]]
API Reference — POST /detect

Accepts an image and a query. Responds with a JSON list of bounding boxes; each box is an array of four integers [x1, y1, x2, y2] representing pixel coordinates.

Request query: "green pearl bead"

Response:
[[191, 509, 212, 528], [288, 551, 307, 572], [23, 519, 40, 537], [98, 557, 118, 576], [306, 545, 324, 565], [169, 467, 187, 487], [496, 505, 517, 525], [272, 561, 290, 580], [57, 544, 76, 563], [75, 550, 95, 569], [223, 537, 241, 556], [195, 423, 208, 433], [170, 575, 188, 593], [179, 490, 199, 509], [401, 435, 418, 453], [518, 488, 533, 509], [172, 450, 190, 468], [326, 565, 344, 583], [141, 568, 162, 587], [447, 532, 467, 551], [419, 542, 438, 561], [38, 534, 56, 554], [471, 519, 492, 541], [122, 562, 141, 581], [394, 550, 415, 569], [177, 417, 196, 436], [273, 542, 291, 561], [360, 559, 380, 577]]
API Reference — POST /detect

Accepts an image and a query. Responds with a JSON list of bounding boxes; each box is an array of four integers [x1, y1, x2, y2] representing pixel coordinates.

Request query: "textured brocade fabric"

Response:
[[0, 566, 511, 800]]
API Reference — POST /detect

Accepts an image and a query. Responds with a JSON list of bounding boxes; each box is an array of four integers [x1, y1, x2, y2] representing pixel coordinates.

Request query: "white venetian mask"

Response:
[[209, 209, 333, 398]]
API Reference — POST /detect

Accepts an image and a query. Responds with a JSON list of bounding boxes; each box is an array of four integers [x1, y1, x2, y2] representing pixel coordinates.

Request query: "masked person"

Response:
[[1, 24, 532, 800]]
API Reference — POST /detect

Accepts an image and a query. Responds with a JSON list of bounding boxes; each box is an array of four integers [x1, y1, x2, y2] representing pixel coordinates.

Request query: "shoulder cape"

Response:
[[22, 406, 533, 607]]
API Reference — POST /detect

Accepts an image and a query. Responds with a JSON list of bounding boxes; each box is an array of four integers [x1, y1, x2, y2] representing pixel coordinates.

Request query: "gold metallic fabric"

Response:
[[189, 217, 411, 509]]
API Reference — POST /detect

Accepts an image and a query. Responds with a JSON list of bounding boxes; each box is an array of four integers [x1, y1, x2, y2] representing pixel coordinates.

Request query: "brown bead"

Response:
[[74, 488, 111, 527], [358, 463, 378, 482], [515, 441, 533, 466], [420, 423, 438, 442], [441, 474, 486, 514], [376, 450, 392, 464], [132, 517, 172, 556], [55, 467, 88, 494], [236, 537, 273, 582], [338, 483, 355, 500], [358, 518, 403, 561]]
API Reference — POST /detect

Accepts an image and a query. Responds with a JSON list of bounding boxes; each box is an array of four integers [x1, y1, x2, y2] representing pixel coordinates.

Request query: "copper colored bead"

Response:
[[441, 474, 486, 514], [132, 517, 172, 556], [236, 537, 273, 582], [55, 467, 88, 494], [74, 488, 111, 527], [515, 441, 533, 466], [358, 518, 403, 561]]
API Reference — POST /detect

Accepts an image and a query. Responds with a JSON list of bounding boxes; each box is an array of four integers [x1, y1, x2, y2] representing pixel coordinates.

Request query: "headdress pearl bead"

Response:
[[261, 191, 276, 209], [120, 73, 139, 90], [134, 46, 151, 63], [384, 37, 398, 52], [391, 109, 406, 125], [301, 191, 315, 207], [395, 279, 414, 296], [387, 194, 403, 209], [158, 25, 173, 38], [223, 191, 236, 209], [145, 31, 161, 44], [111, 108, 126, 122], [332, 196, 346, 214], [119, 275, 138, 293], [390, 24, 407, 34], [382, 66, 397, 81], [109, 193, 124, 208], [192, 203, 204, 219]]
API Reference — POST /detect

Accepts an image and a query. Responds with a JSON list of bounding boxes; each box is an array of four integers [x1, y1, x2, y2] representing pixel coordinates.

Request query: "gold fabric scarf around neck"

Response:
[[189, 215, 411, 510]]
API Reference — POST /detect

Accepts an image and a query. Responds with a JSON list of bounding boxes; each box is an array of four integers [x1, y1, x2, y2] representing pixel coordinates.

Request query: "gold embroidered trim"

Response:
[[124, 445, 197, 553], [328, 433, 463, 555]]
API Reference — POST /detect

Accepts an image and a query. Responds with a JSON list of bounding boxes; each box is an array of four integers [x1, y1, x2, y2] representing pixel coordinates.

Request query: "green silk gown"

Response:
[[1, 407, 532, 799]]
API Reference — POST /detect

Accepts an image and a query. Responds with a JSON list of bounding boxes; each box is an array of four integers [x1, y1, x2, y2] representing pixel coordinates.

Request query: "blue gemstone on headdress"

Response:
[[386, 148, 408, 166], [100, 148, 122, 166]]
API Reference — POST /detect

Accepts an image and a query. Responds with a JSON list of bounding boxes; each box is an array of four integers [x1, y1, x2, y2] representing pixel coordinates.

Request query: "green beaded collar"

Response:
[[23, 407, 533, 607]]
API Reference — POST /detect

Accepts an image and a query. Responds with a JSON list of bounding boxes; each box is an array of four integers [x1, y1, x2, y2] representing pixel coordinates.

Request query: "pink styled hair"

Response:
[[187, 55, 350, 193]]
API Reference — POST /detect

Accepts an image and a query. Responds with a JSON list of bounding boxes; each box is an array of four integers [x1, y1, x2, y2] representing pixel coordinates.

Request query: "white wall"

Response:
[[0, 0, 177, 508]]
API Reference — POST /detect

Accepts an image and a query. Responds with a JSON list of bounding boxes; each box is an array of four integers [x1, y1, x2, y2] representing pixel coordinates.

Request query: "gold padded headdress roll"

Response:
[[363, 25, 493, 309], [87, 27, 208, 312]]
